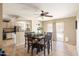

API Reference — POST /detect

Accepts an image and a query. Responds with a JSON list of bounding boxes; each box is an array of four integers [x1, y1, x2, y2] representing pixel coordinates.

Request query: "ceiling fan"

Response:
[[40, 10, 53, 17]]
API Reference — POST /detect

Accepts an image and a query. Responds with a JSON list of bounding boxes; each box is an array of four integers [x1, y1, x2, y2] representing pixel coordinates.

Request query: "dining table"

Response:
[[25, 33, 46, 55], [25, 32, 53, 56]]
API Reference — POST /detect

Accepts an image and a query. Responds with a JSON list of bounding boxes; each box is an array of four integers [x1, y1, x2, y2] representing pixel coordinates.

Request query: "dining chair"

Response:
[[40, 32, 52, 55], [25, 32, 35, 53], [32, 32, 52, 56], [47, 32, 52, 54]]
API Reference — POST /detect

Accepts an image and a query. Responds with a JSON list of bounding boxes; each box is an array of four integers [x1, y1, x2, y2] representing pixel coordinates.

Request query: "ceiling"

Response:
[[3, 3, 79, 21]]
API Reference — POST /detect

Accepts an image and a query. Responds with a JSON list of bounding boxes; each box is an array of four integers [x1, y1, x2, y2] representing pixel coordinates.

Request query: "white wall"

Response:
[[0, 20, 2, 48], [0, 4, 2, 48], [64, 17, 76, 45], [77, 11, 79, 55]]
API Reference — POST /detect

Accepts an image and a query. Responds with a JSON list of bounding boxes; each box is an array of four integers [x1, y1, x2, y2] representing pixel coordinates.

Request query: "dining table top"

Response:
[[25, 33, 46, 42]]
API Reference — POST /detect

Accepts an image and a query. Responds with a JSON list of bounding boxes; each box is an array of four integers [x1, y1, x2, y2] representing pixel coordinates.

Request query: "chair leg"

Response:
[[27, 45, 29, 53], [51, 40, 52, 51], [44, 38, 45, 56], [27, 41, 30, 53], [44, 46, 45, 56], [48, 41, 50, 55], [36, 44, 38, 54], [47, 47, 49, 55], [31, 46, 33, 56]]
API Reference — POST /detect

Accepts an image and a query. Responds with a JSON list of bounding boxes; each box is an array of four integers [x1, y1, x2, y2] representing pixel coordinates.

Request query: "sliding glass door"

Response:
[[56, 22, 64, 41]]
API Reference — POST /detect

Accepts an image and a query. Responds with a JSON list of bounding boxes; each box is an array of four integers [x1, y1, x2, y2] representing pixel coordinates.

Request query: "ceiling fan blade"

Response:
[[45, 15, 53, 17], [44, 12, 49, 14], [8, 14, 20, 18]]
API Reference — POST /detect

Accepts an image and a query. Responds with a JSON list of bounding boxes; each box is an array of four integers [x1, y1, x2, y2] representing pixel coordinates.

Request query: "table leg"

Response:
[[27, 40, 30, 53]]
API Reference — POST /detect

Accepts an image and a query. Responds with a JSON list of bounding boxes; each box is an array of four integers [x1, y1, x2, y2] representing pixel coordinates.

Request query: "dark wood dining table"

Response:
[[25, 33, 45, 55], [25, 33, 45, 42]]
